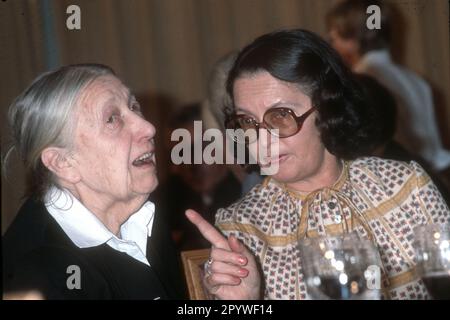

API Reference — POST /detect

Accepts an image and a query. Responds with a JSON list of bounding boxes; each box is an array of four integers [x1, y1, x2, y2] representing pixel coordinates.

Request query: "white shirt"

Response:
[[354, 49, 450, 171], [44, 187, 155, 266]]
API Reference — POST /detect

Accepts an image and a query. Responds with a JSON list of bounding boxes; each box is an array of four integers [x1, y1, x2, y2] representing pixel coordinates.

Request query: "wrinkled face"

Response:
[[71, 75, 157, 202], [233, 71, 327, 185]]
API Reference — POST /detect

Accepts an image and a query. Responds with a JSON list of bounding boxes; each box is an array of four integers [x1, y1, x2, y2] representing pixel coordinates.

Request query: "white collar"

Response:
[[44, 187, 155, 264]]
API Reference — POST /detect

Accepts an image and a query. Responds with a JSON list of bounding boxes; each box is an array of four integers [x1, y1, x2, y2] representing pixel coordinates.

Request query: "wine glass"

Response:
[[298, 233, 382, 300], [413, 223, 450, 299]]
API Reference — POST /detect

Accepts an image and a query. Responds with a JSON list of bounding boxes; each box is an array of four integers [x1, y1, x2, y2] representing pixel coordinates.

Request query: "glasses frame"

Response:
[[226, 106, 316, 142]]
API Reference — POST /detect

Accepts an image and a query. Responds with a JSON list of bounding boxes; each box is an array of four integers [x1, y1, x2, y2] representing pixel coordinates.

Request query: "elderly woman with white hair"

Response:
[[2, 64, 185, 299]]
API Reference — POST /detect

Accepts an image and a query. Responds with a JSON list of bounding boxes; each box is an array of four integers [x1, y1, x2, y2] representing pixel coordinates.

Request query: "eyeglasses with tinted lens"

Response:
[[226, 106, 316, 144]]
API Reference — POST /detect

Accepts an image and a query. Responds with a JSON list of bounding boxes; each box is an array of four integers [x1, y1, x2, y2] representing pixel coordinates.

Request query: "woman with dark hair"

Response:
[[186, 29, 449, 300]]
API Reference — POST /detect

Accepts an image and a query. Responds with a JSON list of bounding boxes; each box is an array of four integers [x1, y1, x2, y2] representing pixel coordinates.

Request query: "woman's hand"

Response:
[[185, 209, 261, 300]]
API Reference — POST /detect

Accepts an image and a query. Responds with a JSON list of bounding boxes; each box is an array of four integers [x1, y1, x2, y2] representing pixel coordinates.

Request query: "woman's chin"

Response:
[[270, 170, 297, 184], [147, 180, 159, 194], [136, 177, 159, 196]]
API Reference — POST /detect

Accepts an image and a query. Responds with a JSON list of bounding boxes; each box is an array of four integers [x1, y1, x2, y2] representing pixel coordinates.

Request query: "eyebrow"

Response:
[[127, 91, 136, 106], [98, 88, 131, 115], [235, 101, 305, 117]]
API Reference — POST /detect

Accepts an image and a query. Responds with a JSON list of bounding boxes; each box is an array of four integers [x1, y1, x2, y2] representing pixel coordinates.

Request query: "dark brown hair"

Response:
[[326, 0, 392, 55], [226, 28, 380, 160]]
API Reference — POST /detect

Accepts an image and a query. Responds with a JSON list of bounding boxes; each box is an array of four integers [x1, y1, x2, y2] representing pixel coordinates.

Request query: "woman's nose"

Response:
[[133, 114, 156, 142], [257, 124, 278, 147]]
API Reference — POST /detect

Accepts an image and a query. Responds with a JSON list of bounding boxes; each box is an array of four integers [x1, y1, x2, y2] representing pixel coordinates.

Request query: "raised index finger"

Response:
[[185, 209, 229, 250]]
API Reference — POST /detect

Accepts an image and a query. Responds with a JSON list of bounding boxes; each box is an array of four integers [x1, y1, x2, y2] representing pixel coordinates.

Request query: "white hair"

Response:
[[204, 51, 238, 131], [5, 64, 115, 199]]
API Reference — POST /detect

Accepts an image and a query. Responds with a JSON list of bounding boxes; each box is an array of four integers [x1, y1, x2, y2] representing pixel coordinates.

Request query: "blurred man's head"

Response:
[[326, 0, 392, 67], [170, 103, 228, 193], [203, 51, 238, 131]]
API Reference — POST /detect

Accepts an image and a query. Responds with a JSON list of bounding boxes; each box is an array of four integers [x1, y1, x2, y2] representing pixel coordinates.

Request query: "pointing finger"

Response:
[[185, 209, 229, 250]]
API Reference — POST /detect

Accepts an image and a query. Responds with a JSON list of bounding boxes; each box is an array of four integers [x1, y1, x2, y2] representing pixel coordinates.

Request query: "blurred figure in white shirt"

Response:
[[326, 0, 450, 174]]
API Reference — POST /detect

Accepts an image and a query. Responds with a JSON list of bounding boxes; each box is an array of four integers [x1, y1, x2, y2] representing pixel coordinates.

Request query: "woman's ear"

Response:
[[41, 147, 80, 184]]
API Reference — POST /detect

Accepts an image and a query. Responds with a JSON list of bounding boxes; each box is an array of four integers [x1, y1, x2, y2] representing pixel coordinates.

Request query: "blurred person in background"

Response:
[[326, 0, 450, 179], [156, 103, 242, 250], [202, 52, 264, 196]]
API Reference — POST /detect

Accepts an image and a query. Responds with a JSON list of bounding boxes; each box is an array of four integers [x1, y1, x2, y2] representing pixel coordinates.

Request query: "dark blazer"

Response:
[[2, 197, 187, 299]]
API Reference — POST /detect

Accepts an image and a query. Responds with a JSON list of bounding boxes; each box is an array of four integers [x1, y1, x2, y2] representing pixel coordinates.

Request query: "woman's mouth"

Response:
[[132, 151, 155, 167], [260, 154, 289, 167]]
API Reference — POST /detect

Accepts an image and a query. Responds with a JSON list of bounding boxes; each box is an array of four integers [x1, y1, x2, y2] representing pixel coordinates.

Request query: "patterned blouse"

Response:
[[215, 157, 450, 299]]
